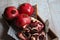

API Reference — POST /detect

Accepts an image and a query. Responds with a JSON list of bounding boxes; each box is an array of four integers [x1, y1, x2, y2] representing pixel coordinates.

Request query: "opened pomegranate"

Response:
[[18, 32, 27, 40], [30, 17, 44, 32]]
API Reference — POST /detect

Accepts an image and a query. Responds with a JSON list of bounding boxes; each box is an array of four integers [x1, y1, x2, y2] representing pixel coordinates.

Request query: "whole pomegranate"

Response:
[[4, 6, 19, 20], [19, 3, 34, 16], [15, 13, 31, 29]]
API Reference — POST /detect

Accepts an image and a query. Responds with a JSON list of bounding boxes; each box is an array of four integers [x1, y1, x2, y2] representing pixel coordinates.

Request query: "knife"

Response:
[[45, 20, 49, 33], [45, 20, 49, 40]]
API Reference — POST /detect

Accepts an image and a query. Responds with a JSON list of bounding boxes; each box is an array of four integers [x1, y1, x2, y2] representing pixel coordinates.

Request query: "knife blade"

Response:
[[45, 20, 49, 33], [45, 20, 49, 40]]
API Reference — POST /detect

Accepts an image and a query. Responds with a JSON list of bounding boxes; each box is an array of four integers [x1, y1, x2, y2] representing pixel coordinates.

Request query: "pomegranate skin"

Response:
[[15, 14, 31, 29], [19, 3, 34, 16], [4, 6, 19, 20]]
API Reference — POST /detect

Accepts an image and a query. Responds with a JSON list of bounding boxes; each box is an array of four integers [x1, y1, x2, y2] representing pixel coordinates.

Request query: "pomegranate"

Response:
[[19, 3, 34, 16], [4, 6, 19, 20], [15, 14, 31, 29]]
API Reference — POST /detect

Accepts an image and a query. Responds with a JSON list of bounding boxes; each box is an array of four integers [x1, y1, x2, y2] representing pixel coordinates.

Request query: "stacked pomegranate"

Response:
[[3, 3, 45, 40]]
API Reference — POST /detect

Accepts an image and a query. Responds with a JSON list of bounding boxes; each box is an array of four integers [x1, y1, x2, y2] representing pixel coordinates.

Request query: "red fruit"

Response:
[[19, 3, 34, 16], [4, 6, 19, 20], [18, 32, 27, 40], [15, 14, 31, 28]]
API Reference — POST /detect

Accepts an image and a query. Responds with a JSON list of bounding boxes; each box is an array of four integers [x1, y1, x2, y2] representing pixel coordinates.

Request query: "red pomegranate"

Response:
[[15, 13, 31, 29], [4, 6, 19, 20], [19, 3, 34, 16], [18, 32, 27, 40]]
